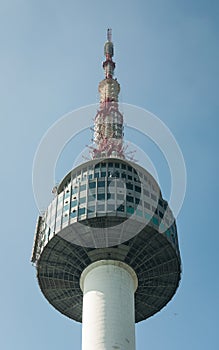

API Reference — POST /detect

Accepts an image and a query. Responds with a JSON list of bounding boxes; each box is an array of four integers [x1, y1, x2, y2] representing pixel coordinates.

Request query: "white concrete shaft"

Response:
[[80, 260, 138, 350]]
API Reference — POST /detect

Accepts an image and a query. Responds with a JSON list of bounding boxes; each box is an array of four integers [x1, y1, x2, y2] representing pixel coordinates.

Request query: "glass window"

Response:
[[64, 191, 70, 199], [126, 195, 134, 203], [136, 209, 143, 217], [127, 165, 132, 172], [79, 207, 85, 216], [117, 193, 124, 200], [107, 204, 115, 211], [101, 171, 106, 177], [144, 201, 150, 210], [117, 204, 124, 212], [88, 206, 95, 213], [127, 206, 134, 214], [94, 172, 99, 178], [71, 200, 78, 207], [151, 193, 157, 201], [166, 229, 171, 237], [135, 198, 142, 205], [97, 193, 105, 200], [158, 199, 163, 207], [145, 212, 151, 221], [88, 194, 96, 201], [97, 204, 105, 211], [126, 183, 133, 190], [115, 163, 120, 168], [89, 181, 96, 189], [72, 187, 78, 194], [152, 184, 156, 192], [63, 215, 69, 223], [63, 204, 69, 211], [121, 164, 126, 169], [117, 180, 124, 188], [152, 217, 159, 226], [80, 184, 86, 192], [135, 185, 141, 193], [143, 189, 150, 197], [107, 193, 115, 200], [111, 170, 119, 178], [80, 197, 86, 204], [108, 162, 113, 167], [70, 211, 77, 218], [128, 175, 132, 180], [98, 180, 105, 187]]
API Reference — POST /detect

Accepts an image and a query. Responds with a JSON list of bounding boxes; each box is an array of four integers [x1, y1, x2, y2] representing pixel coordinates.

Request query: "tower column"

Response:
[[80, 260, 138, 350]]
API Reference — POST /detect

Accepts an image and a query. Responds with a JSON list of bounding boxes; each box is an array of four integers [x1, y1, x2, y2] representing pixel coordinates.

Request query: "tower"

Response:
[[31, 30, 181, 350]]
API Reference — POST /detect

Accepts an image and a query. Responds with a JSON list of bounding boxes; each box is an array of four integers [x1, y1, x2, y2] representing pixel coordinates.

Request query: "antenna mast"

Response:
[[107, 28, 112, 42], [92, 29, 124, 159]]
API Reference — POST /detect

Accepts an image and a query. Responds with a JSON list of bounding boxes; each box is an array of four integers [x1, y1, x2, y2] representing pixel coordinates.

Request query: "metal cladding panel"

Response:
[[36, 220, 180, 323]]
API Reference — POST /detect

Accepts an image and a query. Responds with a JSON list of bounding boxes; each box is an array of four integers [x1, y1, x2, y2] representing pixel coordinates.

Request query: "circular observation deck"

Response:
[[32, 158, 181, 323]]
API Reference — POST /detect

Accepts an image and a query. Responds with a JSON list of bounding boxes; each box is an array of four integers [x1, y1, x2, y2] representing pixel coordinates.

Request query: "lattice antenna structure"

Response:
[[92, 29, 125, 159]]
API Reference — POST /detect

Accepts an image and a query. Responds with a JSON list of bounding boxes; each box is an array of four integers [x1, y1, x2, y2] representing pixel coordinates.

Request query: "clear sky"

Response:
[[1, 0, 218, 349]]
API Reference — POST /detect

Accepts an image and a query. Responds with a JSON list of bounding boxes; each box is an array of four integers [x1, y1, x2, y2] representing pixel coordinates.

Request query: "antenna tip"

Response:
[[107, 28, 112, 42]]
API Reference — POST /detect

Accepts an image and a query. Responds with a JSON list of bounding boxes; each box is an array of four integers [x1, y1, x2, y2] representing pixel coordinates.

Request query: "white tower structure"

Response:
[[80, 260, 137, 349], [31, 30, 181, 350]]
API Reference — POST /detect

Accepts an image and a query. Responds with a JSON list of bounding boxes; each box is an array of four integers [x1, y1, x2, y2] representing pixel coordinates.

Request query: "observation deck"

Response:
[[32, 158, 181, 323]]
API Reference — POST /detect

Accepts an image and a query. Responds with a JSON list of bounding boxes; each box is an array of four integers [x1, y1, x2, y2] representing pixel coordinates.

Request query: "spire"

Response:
[[103, 28, 115, 79], [107, 28, 112, 42], [91, 29, 125, 159]]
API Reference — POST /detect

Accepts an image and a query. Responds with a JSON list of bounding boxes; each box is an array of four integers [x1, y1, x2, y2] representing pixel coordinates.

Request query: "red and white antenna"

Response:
[[88, 30, 137, 162], [91, 29, 124, 159]]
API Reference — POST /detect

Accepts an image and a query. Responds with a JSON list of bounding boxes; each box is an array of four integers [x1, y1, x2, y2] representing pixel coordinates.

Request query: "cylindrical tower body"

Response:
[[80, 260, 138, 350]]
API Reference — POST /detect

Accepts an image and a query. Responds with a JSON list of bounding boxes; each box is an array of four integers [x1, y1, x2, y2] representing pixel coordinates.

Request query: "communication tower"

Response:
[[31, 30, 181, 350]]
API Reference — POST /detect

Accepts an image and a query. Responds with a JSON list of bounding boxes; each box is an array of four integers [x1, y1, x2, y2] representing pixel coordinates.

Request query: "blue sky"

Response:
[[1, 0, 218, 349]]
